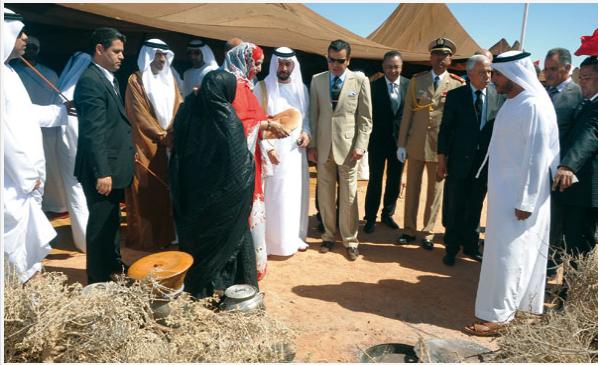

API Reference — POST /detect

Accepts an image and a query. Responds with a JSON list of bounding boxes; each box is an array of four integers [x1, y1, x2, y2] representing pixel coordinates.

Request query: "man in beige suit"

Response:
[[396, 38, 465, 250], [307, 39, 372, 261]]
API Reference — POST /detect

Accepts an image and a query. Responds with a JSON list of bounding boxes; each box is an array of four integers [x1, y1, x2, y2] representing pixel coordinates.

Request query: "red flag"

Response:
[[575, 28, 598, 56]]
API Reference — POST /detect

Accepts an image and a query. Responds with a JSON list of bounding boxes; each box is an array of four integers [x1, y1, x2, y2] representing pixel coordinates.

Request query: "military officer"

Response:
[[396, 37, 465, 250]]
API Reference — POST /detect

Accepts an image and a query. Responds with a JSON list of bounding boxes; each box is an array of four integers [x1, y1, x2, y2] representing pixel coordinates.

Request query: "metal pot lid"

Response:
[[224, 284, 257, 300]]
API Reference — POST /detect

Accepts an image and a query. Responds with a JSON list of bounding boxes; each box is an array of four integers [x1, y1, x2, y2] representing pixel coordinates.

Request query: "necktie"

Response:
[[433, 75, 440, 91], [113, 77, 120, 96], [547, 86, 559, 103], [389, 83, 400, 114], [331, 76, 342, 109], [475, 89, 483, 127]]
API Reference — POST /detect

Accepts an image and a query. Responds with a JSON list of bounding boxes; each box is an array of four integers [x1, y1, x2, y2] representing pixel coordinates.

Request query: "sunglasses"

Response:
[[327, 56, 347, 65]]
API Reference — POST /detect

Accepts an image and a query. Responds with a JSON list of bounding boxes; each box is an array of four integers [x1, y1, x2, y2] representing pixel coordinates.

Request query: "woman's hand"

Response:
[[264, 119, 289, 138]]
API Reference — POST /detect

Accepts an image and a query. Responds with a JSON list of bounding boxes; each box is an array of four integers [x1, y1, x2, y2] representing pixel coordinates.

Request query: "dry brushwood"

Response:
[[489, 249, 598, 362], [3, 266, 293, 362]]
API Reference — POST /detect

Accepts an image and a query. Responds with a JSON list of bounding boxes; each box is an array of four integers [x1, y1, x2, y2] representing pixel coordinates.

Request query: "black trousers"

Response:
[[82, 183, 126, 284], [547, 194, 565, 276], [364, 147, 404, 221], [443, 165, 487, 256], [562, 205, 597, 257]]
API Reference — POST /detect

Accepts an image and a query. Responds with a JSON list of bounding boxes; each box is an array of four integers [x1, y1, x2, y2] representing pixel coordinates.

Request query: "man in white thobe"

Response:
[[466, 51, 560, 335], [254, 47, 311, 256], [182, 39, 219, 96], [3, 9, 71, 282], [50, 51, 93, 252], [13, 36, 67, 214]]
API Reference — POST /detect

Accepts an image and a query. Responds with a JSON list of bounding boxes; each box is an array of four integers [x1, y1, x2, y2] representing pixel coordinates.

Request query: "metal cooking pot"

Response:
[[221, 284, 265, 312]]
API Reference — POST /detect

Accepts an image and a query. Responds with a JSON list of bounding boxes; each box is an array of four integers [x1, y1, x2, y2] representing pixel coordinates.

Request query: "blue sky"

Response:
[[305, 3, 598, 67]]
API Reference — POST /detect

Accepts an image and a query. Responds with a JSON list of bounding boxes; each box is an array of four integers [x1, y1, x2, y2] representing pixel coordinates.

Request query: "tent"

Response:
[[488, 38, 513, 56], [6, 3, 435, 87], [368, 3, 482, 60], [55, 3, 431, 61]]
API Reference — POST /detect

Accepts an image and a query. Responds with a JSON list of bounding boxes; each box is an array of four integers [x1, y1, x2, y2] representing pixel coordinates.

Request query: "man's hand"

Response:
[[267, 149, 280, 165], [96, 176, 112, 196], [297, 131, 310, 148], [265, 119, 290, 139], [436, 154, 448, 182], [396, 147, 407, 163], [307, 148, 317, 163], [515, 209, 532, 221], [64, 100, 77, 116], [552, 166, 577, 192], [32, 179, 41, 193], [351, 148, 365, 161], [158, 131, 172, 148]]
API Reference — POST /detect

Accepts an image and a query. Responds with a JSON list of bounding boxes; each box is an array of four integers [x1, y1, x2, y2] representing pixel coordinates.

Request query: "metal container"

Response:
[[221, 284, 265, 312], [360, 343, 418, 363]]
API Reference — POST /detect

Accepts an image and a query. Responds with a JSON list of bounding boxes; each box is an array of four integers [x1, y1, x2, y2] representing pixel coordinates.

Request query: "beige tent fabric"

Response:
[[368, 3, 481, 60], [489, 38, 513, 55], [58, 3, 428, 61]]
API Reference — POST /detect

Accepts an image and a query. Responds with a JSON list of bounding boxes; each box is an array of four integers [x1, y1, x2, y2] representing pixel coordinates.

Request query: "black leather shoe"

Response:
[[397, 234, 416, 245], [463, 250, 483, 262], [442, 254, 456, 266], [364, 220, 375, 233], [319, 241, 335, 253], [420, 239, 434, 250], [347, 247, 359, 261], [381, 215, 399, 229]]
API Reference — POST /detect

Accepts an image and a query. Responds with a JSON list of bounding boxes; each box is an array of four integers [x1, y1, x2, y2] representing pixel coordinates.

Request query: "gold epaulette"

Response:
[[449, 73, 465, 83]]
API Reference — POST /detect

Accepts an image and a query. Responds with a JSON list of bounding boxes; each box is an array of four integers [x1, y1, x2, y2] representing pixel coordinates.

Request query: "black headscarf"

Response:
[[170, 70, 257, 297]]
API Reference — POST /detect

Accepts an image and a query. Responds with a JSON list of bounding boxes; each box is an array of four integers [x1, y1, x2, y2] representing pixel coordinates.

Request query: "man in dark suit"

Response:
[[553, 55, 598, 260], [74, 27, 135, 284], [437, 54, 502, 266], [543, 48, 583, 276], [364, 51, 409, 233]]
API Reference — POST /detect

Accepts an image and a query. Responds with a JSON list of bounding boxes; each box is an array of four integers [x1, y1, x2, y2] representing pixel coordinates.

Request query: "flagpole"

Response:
[[519, 3, 529, 50]]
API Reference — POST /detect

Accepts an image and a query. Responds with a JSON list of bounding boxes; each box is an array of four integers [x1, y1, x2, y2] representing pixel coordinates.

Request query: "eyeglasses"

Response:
[[187, 50, 201, 55], [327, 56, 347, 65]]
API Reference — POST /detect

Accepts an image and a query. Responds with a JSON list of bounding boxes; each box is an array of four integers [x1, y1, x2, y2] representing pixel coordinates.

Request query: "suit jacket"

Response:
[[560, 98, 598, 207], [74, 64, 135, 189], [397, 70, 465, 162], [437, 83, 503, 179], [309, 70, 372, 165], [369, 75, 409, 152], [551, 81, 583, 148]]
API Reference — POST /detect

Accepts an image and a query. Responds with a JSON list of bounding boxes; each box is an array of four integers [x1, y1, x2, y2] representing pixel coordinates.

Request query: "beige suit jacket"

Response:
[[309, 70, 372, 165], [397, 71, 464, 162]]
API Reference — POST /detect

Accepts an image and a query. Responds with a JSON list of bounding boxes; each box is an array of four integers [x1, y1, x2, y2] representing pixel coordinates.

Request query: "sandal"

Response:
[[463, 321, 505, 337]]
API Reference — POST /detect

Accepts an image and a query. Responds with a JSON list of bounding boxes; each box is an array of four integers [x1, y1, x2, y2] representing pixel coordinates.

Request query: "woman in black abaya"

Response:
[[169, 70, 257, 298]]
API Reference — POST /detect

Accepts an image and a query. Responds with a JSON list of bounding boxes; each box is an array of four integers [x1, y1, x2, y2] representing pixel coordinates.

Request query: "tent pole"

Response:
[[519, 3, 529, 50]]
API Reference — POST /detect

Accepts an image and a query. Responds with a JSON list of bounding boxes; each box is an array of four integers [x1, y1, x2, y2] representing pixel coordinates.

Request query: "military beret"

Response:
[[429, 37, 456, 55]]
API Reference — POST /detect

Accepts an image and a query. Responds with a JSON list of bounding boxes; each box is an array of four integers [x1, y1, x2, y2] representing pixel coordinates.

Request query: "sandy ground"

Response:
[[43, 167, 500, 362]]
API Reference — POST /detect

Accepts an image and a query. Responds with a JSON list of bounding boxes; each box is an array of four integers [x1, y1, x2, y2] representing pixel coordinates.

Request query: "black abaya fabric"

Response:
[[169, 70, 257, 298]]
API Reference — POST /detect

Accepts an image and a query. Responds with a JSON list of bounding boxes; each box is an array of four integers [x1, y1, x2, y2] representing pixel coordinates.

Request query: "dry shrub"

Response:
[[490, 248, 598, 362], [4, 267, 293, 362]]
